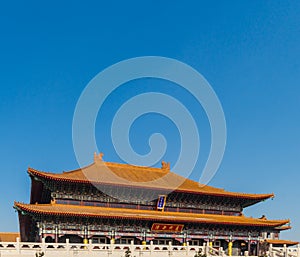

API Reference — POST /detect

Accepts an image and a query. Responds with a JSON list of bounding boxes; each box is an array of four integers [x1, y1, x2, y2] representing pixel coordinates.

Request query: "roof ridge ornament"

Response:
[[260, 215, 267, 220], [94, 152, 104, 163], [161, 161, 170, 171]]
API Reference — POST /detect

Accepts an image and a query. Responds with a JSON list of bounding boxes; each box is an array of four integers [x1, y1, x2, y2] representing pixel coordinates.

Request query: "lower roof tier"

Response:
[[265, 239, 299, 246], [14, 202, 289, 228]]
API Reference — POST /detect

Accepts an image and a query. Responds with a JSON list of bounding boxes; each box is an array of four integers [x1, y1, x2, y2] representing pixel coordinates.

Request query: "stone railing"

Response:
[[0, 238, 299, 257], [0, 238, 225, 257], [269, 244, 300, 257]]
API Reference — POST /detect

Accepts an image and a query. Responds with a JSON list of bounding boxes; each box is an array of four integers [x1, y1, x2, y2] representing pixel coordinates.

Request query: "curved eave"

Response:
[[265, 239, 298, 246], [27, 167, 274, 201], [274, 225, 292, 231], [14, 202, 289, 228]]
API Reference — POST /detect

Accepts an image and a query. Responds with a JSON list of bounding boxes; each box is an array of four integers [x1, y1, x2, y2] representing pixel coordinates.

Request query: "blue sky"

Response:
[[0, 1, 300, 240]]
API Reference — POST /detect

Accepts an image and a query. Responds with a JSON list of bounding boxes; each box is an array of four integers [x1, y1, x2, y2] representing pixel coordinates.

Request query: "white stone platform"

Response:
[[0, 238, 299, 257]]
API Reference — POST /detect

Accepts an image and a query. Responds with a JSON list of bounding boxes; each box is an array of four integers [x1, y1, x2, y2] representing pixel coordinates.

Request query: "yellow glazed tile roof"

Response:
[[14, 202, 289, 228], [28, 161, 274, 200], [265, 239, 298, 245], [0, 232, 20, 242]]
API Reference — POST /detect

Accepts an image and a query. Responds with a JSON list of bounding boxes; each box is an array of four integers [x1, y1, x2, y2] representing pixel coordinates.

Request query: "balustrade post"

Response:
[[186, 241, 189, 256], [297, 244, 300, 257], [150, 241, 153, 255], [88, 239, 92, 252], [204, 242, 209, 256], [66, 238, 70, 255], [130, 240, 134, 253], [168, 241, 172, 255], [16, 237, 20, 254], [284, 244, 287, 257], [220, 247, 224, 257], [110, 238, 114, 253], [41, 237, 46, 253], [269, 243, 273, 257]]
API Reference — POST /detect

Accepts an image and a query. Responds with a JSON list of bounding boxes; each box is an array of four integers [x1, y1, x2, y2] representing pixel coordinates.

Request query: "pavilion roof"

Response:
[[265, 239, 298, 246], [14, 202, 289, 228], [0, 232, 20, 242], [28, 161, 274, 201]]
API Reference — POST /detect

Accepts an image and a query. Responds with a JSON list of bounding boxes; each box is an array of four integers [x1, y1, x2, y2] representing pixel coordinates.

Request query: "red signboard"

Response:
[[151, 223, 184, 233]]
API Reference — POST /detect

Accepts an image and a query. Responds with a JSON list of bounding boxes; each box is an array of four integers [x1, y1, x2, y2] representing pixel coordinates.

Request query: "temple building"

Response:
[[14, 153, 291, 255]]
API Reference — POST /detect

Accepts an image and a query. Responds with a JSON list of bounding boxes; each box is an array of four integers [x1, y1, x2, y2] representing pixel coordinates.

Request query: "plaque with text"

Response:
[[151, 223, 184, 233], [157, 195, 167, 210]]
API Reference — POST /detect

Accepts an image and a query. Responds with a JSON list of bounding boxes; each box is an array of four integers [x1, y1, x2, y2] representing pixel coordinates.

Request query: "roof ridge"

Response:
[[28, 161, 167, 174], [0, 232, 20, 234], [104, 161, 168, 172]]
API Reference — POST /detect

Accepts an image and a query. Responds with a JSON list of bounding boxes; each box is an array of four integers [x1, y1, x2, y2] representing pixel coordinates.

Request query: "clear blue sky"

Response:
[[0, 1, 300, 240]]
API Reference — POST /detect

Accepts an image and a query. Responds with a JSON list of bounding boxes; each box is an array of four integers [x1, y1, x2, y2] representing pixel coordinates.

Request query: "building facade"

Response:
[[14, 154, 290, 256]]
